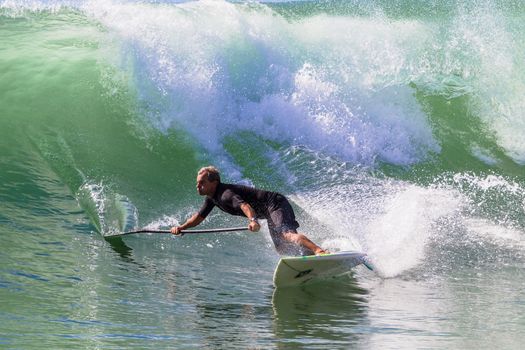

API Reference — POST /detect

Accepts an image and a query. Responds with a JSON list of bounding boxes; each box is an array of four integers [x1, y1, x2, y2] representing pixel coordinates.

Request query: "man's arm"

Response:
[[240, 203, 260, 232], [170, 213, 205, 235]]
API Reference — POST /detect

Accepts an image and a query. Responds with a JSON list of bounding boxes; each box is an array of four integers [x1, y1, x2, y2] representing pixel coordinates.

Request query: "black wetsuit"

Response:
[[198, 183, 310, 255]]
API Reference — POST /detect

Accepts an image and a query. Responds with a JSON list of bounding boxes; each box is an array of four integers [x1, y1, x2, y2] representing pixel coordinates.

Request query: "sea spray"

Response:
[[76, 182, 138, 235]]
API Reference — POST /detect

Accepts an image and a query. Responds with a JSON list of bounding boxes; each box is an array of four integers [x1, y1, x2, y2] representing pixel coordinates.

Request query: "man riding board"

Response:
[[171, 166, 327, 256]]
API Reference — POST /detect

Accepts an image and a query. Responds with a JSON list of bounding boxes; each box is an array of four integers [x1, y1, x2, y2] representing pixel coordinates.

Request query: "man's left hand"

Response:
[[248, 220, 260, 232]]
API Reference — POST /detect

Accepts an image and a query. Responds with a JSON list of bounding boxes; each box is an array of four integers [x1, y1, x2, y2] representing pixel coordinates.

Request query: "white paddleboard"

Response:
[[273, 251, 370, 288]]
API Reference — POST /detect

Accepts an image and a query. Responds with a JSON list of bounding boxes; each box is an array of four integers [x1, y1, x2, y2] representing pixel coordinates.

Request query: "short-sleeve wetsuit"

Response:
[[198, 183, 311, 256]]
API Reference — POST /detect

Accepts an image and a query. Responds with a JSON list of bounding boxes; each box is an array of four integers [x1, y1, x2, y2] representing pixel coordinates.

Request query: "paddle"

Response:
[[109, 226, 250, 237]]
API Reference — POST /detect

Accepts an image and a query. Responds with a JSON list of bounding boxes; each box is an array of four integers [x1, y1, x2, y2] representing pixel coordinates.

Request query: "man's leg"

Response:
[[268, 195, 327, 256], [281, 231, 327, 255]]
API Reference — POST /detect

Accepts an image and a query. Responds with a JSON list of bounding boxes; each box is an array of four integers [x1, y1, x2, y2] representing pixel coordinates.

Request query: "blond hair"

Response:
[[198, 166, 221, 183]]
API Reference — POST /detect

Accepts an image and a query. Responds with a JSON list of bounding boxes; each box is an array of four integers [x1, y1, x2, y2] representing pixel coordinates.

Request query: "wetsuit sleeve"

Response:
[[197, 197, 215, 218]]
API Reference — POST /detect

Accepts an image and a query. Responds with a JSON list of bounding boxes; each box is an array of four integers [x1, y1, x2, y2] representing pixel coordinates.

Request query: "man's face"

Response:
[[196, 172, 216, 196]]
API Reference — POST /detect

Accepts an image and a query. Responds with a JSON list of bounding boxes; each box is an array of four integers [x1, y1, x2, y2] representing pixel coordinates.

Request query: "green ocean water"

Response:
[[1, 0, 524, 348]]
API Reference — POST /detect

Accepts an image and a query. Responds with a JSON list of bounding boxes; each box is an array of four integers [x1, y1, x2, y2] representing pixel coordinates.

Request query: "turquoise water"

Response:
[[1, 0, 524, 348]]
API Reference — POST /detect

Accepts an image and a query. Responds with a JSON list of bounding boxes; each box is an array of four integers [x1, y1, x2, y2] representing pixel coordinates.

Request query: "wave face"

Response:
[[1, 0, 524, 274], [1, 3, 524, 345]]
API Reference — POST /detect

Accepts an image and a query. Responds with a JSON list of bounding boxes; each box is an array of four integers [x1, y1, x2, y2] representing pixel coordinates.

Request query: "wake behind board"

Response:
[[273, 251, 370, 288]]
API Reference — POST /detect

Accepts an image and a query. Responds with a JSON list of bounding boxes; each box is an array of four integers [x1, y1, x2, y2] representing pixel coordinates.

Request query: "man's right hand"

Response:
[[170, 226, 183, 235]]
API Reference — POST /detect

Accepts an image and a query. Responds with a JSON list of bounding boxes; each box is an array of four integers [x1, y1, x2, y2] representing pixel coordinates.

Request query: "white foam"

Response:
[[0, 0, 82, 14], [465, 218, 525, 248], [470, 144, 498, 166], [83, 0, 439, 168], [143, 215, 180, 231], [451, 4, 525, 164], [452, 173, 524, 194]]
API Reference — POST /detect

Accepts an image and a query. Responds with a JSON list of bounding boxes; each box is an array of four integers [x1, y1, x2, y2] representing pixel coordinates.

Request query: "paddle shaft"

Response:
[[119, 226, 249, 236]]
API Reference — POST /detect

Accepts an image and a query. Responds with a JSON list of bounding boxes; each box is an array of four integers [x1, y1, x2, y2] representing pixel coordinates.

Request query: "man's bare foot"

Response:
[[314, 248, 329, 255]]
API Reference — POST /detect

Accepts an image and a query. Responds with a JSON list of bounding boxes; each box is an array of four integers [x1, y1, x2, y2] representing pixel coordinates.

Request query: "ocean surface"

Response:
[[1, 0, 524, 348]]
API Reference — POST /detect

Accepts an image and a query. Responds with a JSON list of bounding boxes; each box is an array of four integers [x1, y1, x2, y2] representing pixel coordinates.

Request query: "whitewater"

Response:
[[1, 0, 524, 348]]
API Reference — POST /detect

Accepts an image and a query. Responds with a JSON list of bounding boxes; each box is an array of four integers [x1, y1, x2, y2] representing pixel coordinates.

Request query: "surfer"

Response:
[[171, 166, 327, 256]]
